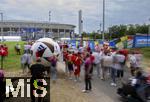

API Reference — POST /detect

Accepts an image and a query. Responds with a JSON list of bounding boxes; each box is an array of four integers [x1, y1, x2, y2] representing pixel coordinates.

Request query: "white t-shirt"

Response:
[[102, 55, 113, 67], [93, 52, 101, 64], [134, 54, 142, 68], [129, 55, 137, 67], [112, 54, 124, 70]]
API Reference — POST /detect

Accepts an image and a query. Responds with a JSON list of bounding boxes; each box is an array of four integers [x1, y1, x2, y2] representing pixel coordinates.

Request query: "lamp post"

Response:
[[49, 11, 51, 22], [0, 12, 3, 42], [102, 0, 105, 41], [148, 18, 150, 47], [99, 23, 102, 34]]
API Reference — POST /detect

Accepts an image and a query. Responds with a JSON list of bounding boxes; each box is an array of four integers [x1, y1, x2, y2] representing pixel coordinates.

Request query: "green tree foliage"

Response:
[[81, 24, 149, 40], [109, 24, 149, 39]]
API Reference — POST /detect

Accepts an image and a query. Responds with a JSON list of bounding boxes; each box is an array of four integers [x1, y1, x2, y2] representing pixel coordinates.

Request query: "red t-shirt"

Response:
[[119, 49, 128, 60], [74, 55, 82, 66], [4, 47, 8, 56], [63, 51, 68, 60], [71, 54, 76, 62], [67, 54, 72, 62], [0, 47, 7, 56]]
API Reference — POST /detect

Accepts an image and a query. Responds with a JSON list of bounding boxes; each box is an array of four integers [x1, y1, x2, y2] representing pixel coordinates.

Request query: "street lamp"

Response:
[[102, 0, 105, 41], [148, 18, 150, 47], [49, 11, 51, 22], [103, 0, 105, 41], [99, 23, 102, 34], [0, 12, 4, 42]]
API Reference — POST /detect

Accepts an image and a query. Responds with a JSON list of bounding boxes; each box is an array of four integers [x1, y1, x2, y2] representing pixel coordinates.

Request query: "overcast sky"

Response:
[[0, 0, 150, 33]]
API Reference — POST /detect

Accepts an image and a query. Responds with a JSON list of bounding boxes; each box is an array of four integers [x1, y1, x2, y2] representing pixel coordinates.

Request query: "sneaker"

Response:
[[82, 90, 88, 93], [111, 83, 117, 86], [74, 79, 77, 82], [69, 77, 73, 80], [101, 77, 105, 81], [101, 77, 104, 80]]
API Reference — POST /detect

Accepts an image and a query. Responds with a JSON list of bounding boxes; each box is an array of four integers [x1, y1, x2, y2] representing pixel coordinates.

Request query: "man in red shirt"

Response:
[[4, 44, 8, 56], [74, 52, 82, 82]]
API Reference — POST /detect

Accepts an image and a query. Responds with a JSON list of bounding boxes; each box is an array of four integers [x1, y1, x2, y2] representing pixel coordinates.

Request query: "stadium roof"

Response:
[[0, 20, 76, 27]]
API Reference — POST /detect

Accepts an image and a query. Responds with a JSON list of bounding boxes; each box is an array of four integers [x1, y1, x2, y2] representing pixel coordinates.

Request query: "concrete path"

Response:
[[56, 61, 128, 102]]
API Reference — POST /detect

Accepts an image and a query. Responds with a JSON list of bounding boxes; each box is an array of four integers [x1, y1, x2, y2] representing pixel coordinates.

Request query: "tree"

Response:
[[109, 24, 149, 39]]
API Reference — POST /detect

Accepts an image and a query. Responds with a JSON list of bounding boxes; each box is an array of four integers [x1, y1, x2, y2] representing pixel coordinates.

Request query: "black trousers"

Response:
[[85, 78, 92, 90]]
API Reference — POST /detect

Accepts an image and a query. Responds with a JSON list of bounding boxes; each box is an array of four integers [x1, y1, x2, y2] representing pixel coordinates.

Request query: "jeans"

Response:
[[65, 61, 68, 73], [95, 63, 101, 77], [117, 70, 124, 78], [111, 68, 117, 83], [85, 78, 92, 90], [101, 66, 109, 79], [50, 66, 57, 81]]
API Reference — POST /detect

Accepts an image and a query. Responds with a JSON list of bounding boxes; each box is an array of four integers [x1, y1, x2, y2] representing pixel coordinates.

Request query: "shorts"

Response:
[[68, 63, 73, 72], [74, 66, 80, 75]]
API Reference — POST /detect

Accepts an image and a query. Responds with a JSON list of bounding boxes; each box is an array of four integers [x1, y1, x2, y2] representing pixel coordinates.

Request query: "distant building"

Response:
[[0, 20, 76, 40]]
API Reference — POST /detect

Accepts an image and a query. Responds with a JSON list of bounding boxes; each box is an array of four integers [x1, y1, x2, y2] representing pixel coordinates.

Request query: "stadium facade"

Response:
[[0, 20, 75, 40]]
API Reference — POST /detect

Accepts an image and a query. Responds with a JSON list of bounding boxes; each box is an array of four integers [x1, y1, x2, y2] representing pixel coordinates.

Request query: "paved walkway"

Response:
[[56, 61, 128, 102]]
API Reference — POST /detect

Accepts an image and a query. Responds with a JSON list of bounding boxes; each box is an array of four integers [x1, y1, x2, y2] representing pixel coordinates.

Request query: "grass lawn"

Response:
[[140, 48, 150, 71], [0, 41, 26, 71], [140, 48, 150, 59]]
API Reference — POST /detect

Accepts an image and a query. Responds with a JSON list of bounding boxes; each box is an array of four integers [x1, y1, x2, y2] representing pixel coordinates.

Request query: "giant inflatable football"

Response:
[[31, 38, 61, 67]]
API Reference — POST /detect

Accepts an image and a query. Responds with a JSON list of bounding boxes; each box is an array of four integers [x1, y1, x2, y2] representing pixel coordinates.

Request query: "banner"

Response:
[[88, 41, 95, 50], [121, 36, 128, 42], [134, 35, 150, 47], [70, 40, 76, 48], [127, 36, 134, 48]]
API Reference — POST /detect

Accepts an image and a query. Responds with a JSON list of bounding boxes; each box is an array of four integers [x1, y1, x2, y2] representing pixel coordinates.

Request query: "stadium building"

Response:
[[0, 20, 76, 40]]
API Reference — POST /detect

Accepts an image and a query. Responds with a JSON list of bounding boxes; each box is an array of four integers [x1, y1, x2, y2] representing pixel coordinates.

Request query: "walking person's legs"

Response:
[[101, 67, 108, 80], [88, 79, 92, 91], [111, 68, 117, 86], [101, 67, 104, 80], [18, 49, 21, 55], [82, 76, 89, 93], [65, 61, 68, 74], [96, 63, 100, 78], [85, 78, 88, 91], [51, 66, 57, 83], [68, 64, 73, 79]]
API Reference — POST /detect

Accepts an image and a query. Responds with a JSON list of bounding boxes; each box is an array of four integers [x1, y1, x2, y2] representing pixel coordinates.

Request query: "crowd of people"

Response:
[[0, 40, 150, 101], [60, 42, 149, 93]]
